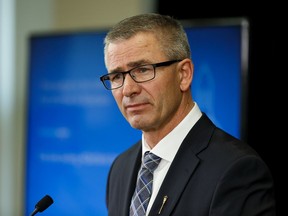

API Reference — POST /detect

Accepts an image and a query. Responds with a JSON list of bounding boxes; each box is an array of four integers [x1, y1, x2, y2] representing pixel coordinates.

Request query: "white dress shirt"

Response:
[[141, 102, 202, 215]]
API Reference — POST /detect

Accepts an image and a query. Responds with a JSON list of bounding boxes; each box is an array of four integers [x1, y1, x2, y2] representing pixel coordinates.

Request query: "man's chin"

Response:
[[128, 117, 146, 130]]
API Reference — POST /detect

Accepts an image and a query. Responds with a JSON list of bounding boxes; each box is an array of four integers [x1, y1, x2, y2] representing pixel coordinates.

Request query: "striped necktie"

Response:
[[129, 151, 161, 216]]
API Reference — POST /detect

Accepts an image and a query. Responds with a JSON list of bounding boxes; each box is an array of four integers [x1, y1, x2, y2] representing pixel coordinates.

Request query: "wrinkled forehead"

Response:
[[105, 33, 165, 71]]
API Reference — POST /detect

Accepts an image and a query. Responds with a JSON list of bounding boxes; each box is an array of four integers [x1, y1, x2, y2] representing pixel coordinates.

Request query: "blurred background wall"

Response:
[[0, 0, 156, 215], [0, 0, 282, 215]]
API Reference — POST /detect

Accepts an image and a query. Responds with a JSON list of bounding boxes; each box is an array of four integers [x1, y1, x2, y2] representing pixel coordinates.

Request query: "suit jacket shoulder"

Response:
[[106, 113, 276, 216]]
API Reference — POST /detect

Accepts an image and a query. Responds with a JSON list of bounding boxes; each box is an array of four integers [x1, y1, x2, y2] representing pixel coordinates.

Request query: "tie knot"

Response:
[[143, 152, 161, 173]]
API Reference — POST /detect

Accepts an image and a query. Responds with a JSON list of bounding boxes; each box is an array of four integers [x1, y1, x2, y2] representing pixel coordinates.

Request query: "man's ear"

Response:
[[178, 59, 193, 91]]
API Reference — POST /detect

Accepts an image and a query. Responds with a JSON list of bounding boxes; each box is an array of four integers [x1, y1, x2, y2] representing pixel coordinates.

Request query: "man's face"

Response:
[[105, 32, 183, 133]]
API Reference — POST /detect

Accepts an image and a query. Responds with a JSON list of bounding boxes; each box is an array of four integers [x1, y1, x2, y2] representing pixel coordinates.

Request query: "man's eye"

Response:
[[135, 66, 152, 74], [110, 73, 122, 82]]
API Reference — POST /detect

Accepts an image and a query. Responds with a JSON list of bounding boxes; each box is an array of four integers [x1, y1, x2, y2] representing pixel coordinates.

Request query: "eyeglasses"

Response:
[[100, 60, 182, 90]]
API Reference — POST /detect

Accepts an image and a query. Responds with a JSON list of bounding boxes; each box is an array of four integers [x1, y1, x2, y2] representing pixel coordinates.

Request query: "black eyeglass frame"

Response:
[[100, 59, 182, 90]]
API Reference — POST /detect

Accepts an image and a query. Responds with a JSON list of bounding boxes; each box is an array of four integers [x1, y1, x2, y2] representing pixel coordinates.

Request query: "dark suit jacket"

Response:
[[106, 114, 276, 216]]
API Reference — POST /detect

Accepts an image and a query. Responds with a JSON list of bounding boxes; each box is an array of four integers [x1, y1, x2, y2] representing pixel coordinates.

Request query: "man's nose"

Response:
[[122, 73, 140, 96]]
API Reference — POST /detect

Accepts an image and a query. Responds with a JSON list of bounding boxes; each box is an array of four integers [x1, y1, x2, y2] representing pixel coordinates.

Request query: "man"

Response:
[[100, 13, 275, 216]]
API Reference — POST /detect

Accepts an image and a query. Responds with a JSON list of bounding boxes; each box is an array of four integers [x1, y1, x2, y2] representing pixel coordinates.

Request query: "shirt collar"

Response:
[[142, 102, 202, 162]]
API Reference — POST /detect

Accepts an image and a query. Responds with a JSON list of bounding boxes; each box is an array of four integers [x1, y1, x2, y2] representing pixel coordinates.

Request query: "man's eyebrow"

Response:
[[127, 60, 150, 68], [110, 60, 150, 73]]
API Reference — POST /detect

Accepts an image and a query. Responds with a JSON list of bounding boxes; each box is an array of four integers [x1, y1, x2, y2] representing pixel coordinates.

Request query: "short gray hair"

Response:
[[104, 13, 191, 62]]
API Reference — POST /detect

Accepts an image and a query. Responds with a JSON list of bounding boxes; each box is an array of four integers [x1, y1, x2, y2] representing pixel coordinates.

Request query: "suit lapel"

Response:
[[121, 143, 142, 215], [149, 114, 215, 215]]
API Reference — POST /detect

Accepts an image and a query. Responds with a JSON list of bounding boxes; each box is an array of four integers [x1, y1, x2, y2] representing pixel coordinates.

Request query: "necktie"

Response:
[[129, 151, 161, 216]]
